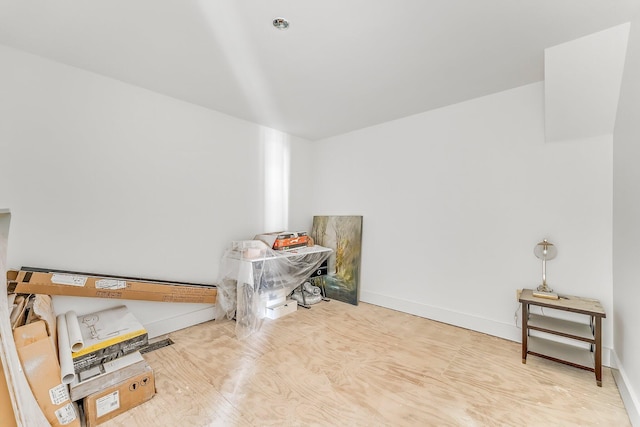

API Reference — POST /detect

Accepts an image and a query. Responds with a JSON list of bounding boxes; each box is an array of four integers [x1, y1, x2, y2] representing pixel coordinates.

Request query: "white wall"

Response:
[[544, 23, 630, 143], [0, 44, 312, 334], [0, 210, 9, 243], [310, 82, 614, 352], [613, 16, 640, 427]]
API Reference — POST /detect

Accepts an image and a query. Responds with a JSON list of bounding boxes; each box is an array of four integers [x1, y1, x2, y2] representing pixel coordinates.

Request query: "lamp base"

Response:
[[536, 283, 553, 293], [534, 283, 558, 299]]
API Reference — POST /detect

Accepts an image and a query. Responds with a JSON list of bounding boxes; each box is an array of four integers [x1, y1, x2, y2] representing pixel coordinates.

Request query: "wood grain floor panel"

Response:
[[99, 301, 630, 426], [100, 345, 250, 427]]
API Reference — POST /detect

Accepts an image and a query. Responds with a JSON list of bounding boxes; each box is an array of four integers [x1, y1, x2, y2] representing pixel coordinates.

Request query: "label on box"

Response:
[[96, 390, 120, 418], [49, 383, 70, 405], [55, 402, 77, 425], [95, 279, 127, 290], [51, 273, 88, 287]]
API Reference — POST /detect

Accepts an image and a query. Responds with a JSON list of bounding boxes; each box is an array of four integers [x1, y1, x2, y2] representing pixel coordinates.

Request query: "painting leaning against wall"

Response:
[[311, 216, 363, 306]]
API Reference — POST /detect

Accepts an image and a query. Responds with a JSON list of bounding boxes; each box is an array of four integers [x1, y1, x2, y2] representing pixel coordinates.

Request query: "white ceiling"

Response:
[[0, 0, 638, 141]]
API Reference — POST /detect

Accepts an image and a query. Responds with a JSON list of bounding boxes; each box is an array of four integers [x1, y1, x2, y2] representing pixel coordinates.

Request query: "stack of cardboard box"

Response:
[[5, 266, 219, 425], [9, 295, 156, 426], [65, 306, 155, 426]]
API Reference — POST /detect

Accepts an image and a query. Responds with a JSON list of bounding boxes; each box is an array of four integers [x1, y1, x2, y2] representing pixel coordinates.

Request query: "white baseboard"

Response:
[[144, 305, 216, 338], [360, 290, 612, 367], [611, 350, 640, 426]]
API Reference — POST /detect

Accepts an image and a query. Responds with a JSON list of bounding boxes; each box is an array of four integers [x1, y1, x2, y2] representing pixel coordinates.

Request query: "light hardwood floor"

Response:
[[102, 301, 630, 426]]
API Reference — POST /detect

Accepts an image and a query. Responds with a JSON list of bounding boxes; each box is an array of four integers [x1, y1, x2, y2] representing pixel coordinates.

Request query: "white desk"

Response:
[[219, 244, 332, 338], [225, 245, 332, 286]]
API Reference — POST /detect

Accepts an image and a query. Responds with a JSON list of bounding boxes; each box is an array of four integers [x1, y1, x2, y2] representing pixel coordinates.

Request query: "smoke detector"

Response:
[[272, 17, 289, 30]]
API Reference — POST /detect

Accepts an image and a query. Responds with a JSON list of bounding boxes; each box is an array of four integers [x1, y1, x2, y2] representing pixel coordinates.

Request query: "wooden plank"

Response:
[[519, 289, 606, 317], [101, 302, 629, 426]]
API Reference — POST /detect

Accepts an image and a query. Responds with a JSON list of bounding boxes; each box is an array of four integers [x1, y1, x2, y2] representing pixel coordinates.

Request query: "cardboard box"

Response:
[[83, 364, 155, 427], [13, 321, 81, 427], [7, 268, 216, 304], [260, 287, 287, 309], [70, 351, 147, 401], [231, 240, 269, 259], [1, 358, 18, 427], [265, 299, 297, 319], [71, 306, 148, 373]]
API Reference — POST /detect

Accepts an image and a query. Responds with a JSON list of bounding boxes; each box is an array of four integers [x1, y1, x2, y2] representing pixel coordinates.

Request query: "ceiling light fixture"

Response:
[[272, 17, 289, 30]]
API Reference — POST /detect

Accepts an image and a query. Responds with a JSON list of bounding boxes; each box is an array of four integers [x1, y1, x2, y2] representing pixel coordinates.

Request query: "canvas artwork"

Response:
[[311, 216, 363, 306]]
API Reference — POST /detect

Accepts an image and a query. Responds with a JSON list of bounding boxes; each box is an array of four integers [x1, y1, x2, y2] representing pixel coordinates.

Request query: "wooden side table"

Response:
[[519, 289, 606, 386]]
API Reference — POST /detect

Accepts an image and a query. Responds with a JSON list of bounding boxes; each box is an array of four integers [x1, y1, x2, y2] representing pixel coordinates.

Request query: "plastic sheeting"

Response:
[[215, 240, 332, 339]]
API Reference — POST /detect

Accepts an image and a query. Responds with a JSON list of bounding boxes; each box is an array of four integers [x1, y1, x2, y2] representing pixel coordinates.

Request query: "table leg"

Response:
[[522, 302, 528, 364], [595, 316, 602, 387]]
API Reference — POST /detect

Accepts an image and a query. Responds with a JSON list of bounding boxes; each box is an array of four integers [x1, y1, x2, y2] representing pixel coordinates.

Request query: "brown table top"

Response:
[[519, 288, 606, 317]]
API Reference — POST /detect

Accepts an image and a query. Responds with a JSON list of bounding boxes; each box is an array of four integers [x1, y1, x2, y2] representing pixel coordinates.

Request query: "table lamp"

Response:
[[534, 239, 558, 298]]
